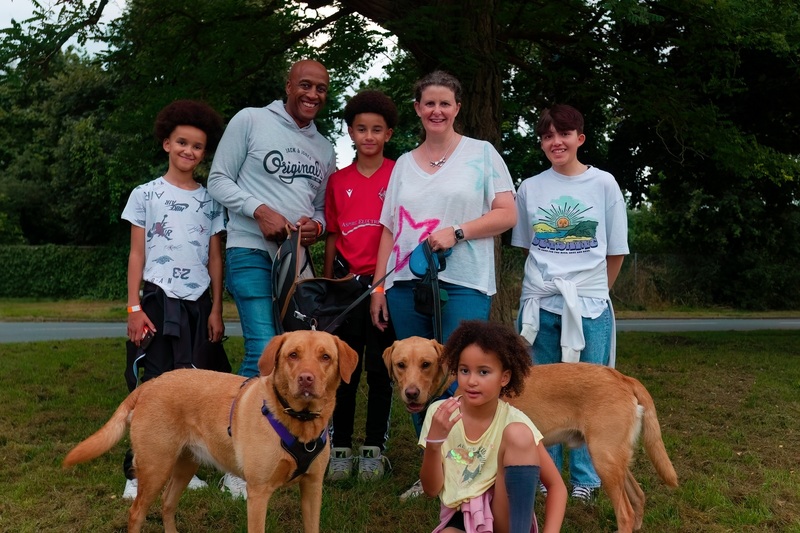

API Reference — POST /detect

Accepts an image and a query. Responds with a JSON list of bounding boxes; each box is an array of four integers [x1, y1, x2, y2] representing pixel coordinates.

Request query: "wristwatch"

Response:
[[453, 225, 465, 243]]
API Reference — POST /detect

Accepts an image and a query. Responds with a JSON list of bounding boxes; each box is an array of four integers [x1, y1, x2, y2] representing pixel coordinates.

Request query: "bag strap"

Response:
[[291, 226, 314, 277], [322, 265, 397, 333], [278, 228, 313, 324]]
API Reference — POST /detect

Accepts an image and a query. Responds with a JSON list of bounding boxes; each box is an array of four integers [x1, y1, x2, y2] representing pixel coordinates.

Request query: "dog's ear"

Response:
[[382, 341, 399, 381], [432, 339, 448, 376], [258, 334, 286, 376], [334, 335, 360, 384]]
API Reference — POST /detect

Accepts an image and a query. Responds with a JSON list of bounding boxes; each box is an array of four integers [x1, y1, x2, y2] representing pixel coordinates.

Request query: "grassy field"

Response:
[[1, 329, 799, 532]]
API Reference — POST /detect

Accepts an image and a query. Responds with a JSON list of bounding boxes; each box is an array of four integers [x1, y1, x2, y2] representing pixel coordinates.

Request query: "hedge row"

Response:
[[0, 242, 326, 301], [0, 245, 129, 300]]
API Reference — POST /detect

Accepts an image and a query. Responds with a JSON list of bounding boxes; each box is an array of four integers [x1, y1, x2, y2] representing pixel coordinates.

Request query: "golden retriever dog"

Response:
[[383, 336, 678, 533], [63, 330, 358, 533]]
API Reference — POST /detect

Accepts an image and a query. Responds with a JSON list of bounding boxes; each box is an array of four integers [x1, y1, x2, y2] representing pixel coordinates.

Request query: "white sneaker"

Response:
[[220, 472, 247, 499], [122, 478, 138, 500], [187, 475, 208, 490], [358, 446, 390, 481], [538, 481, 547, 496], [326, 447, 354, 481], [571, 485, 597, 502], [399, 479, 424, 501]]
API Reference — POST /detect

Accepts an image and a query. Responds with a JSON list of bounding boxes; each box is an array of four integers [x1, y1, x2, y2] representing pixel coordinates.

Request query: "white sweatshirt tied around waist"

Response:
[[519, 260, 617, 367]]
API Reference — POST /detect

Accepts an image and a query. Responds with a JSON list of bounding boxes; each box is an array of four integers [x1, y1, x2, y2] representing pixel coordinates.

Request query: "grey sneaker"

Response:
[[122, 478, 138, 500], [399, 479, 424, 501], [187, 475, 208, 490], [571, 485, 597, 502], [357, 446, 390, 480], [326, 447, 354, 481], [220, 472, 247, 499]]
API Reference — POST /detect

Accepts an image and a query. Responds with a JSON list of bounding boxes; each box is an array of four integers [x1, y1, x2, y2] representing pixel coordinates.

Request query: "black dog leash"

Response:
[[321, 248, 414, 333], [420, 241, 445, 343]]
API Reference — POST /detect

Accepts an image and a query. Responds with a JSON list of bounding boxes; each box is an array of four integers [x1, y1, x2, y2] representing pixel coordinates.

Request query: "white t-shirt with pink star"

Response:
[[379, 136, 514, 295]]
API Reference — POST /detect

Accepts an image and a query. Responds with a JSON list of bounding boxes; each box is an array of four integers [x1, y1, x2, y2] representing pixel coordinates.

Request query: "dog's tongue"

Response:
[[406, 403, 424, 413]]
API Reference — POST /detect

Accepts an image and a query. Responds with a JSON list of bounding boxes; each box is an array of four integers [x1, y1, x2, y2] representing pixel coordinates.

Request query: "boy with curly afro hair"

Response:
[[153, 99, 225, 152], [120, 99, 229, 500], [419, 320, 566, 533]]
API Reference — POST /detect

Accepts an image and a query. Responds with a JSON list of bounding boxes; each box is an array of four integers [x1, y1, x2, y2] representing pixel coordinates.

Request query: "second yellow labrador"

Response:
[[383, 336, 678, 533], [64, 330, 358, 533]]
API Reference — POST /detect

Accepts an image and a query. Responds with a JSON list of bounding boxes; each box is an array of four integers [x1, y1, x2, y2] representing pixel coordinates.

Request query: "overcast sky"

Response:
[[2, 0, 126, 55]]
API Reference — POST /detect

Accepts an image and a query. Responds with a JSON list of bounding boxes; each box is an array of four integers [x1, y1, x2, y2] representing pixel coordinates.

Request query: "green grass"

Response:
[[1, 331, 799, 531]]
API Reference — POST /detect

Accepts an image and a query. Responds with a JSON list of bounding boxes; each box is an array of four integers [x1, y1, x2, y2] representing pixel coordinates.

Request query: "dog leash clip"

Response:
[[292, 310, 318, 331]]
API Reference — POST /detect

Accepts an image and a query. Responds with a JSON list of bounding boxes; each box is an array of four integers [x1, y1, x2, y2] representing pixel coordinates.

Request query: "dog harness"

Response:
[[261, 401, 328, 481], [226, 377, 327, 482]]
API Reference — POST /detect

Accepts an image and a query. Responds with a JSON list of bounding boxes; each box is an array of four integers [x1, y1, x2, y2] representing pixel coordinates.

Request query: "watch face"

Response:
[[455, 228, 465, 241]]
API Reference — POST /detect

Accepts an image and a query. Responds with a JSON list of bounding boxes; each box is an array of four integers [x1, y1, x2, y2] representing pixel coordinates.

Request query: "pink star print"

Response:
[[394, 206, 440, 270]]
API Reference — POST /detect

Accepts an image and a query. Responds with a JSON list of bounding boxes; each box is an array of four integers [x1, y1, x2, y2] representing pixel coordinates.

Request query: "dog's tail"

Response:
[[630, 376, 679, 487], [62, 387, 141, 468]]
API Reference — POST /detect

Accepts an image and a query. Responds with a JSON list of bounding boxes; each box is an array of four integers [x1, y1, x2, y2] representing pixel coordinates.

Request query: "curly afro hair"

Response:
[[441, 320, 532, 398], [153, 100, 225, 152], [343, 90, 398, 129]]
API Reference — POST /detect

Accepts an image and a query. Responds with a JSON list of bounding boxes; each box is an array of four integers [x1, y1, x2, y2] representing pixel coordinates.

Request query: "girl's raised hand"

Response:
[[427, 396, 462, 441]]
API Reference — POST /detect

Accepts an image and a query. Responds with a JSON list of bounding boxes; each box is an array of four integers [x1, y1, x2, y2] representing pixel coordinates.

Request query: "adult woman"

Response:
[[370, 70, 516, 349]]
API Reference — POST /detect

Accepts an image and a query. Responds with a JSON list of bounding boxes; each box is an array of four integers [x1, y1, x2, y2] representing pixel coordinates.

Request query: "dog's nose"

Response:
[[405, 387, 420, 401], [298, 373, 315, 386]]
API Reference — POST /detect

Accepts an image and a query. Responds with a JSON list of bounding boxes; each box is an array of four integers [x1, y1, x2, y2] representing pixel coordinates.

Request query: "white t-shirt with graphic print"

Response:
[[511, 165, 629, 317], [121, 177, 225, 301]]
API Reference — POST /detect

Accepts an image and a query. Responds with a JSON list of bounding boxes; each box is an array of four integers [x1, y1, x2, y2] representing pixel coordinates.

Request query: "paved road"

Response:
[[0, 322, 245, 343], [1, 319, 799, 343], [615, 318, 800, 332]]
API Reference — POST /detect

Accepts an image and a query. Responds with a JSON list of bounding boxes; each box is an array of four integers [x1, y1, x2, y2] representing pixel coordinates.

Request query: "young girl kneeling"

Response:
[[419, 320, 567, 533]]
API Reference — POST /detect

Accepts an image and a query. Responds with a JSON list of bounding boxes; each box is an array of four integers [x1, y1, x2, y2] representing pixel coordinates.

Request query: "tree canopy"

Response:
[[1, 0, 799, 307]]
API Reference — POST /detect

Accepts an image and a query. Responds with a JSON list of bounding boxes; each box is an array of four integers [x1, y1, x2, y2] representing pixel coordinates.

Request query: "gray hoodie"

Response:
[[208, 100, 336, 255]]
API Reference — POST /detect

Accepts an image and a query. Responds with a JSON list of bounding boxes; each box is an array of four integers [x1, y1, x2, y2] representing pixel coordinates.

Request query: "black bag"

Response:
[[272, 229, 365, 334]]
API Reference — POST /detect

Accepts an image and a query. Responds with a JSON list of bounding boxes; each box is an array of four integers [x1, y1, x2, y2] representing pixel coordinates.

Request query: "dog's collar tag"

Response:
[[261, 401, 327, 481]]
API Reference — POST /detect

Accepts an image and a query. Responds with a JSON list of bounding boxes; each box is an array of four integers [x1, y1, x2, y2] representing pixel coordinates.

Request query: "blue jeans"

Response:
[[225, 247, 276, 378], [388, 281, 492, 435], [526, 307, 612, 489], [387, 281, 491, 342]]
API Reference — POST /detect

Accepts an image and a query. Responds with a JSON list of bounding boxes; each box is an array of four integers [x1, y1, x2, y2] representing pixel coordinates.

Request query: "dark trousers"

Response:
[[331, 297, 395, 451], [123, 283, 230, 479]]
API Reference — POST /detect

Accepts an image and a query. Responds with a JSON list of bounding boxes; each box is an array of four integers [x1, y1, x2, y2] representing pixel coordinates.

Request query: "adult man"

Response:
[[208, 60, 336, 497]]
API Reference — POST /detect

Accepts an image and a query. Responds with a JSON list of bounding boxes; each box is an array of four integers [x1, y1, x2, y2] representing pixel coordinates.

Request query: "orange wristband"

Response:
[[371, 285, 385, 295], [127, 305, 142, 313], [313, 220, 323, 237]]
